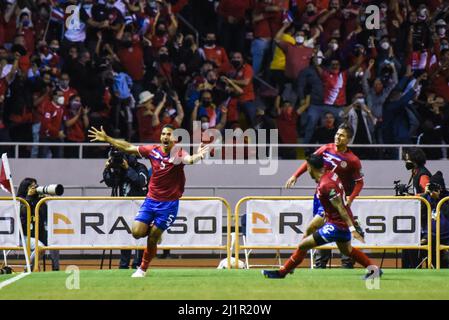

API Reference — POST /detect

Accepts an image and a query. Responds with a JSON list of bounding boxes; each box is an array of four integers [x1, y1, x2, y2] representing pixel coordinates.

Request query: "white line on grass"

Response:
[[0, 272, 31, 290]]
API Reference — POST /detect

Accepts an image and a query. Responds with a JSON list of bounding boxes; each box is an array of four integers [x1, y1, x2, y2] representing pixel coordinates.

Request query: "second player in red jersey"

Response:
[[263, 154, 381, 280]]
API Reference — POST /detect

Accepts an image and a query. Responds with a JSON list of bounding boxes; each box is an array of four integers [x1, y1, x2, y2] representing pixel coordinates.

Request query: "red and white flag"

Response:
[[0, 153, 12, 193]]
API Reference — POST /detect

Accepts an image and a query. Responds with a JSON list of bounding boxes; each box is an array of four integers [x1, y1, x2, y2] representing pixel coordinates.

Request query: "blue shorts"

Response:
[[135, 198, 179, 231], [313, 194, 325, 218], [314, 223, 351, 245]]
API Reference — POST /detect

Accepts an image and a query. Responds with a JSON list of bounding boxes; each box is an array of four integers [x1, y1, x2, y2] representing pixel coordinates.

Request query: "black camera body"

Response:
[[394, 180, 413, 196], [110, 148, 125, 171]]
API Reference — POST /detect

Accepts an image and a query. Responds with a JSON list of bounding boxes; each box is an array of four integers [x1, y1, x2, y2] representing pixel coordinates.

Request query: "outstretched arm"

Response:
[[88, 126, 139, 155], [183, 143, 209, 165]]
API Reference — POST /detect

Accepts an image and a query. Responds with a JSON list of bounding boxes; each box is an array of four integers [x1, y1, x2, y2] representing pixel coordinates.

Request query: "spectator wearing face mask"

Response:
[[199, 32, 230, 74], [116, 26, 146, 98], [317, 0, 344, 44], [297, 51, 325, 143], [274, 21, 317, 84], [58, 72, 78, 109], [63, 94, 90, 158], [39, 87, 66, 158], [339, 92, 377, 159], [362, 59, 398, 144], [192, 90, 227, 132], [16, 9, 35, 55]]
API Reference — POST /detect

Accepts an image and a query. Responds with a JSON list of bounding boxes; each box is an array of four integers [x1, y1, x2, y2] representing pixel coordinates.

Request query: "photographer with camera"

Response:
[[18, 178, 63, 271], [421, 171, 449, 268], [399, 147, 432, 267], [102, 148, 150, 269]]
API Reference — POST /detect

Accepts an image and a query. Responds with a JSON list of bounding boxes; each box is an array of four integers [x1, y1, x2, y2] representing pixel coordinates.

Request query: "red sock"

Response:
[[349, 248, 373, 268], [140, 243, 157, 271], [279, 249, 307, 276]]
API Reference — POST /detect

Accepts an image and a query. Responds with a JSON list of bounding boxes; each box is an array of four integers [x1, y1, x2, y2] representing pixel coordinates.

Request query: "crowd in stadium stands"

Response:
[[1, 0, 449, 159]]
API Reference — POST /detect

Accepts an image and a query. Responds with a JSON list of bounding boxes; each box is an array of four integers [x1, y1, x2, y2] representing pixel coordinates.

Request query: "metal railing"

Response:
[[1, 142, 448, 160]]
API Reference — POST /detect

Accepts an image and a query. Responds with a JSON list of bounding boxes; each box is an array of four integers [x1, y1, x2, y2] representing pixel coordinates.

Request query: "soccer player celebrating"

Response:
[[88, 125, 209, 277], [285, 123, 364, 266], [263, 154, 381, 279]]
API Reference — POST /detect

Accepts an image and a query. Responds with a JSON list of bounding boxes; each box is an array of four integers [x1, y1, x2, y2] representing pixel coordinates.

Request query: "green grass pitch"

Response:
[[1, 269, 449, 300]]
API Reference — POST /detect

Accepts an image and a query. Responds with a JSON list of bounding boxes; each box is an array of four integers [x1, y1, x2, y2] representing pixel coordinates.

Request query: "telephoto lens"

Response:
[[36, 184, 64, 196]]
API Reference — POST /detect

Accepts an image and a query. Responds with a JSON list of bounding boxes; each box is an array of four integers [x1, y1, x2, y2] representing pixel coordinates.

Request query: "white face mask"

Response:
[[56, 96, 65, 105], [316, 57, 323, 65], [356, 71, 364, 77], [296, 36, 305, 44], [438, 28, 446, 36], [381, 42, 390, 50], [330, 42, 339, 51], [201, 122, 209, 130], [356, 98, 365, 105]]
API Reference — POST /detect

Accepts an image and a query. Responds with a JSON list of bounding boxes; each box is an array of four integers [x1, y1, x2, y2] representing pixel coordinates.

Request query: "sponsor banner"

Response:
[[245, 199, 421, 247], [0, 201, 20, 247], [47, 199, 223, 247]]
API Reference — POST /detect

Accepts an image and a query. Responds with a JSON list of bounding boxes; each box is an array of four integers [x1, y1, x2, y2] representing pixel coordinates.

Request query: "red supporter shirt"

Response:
[[138, 145, 188, 201], [117, 42, 144, 81], [313, 143, 363, 195], [217, 0, 252, 21], [277, 108, 298, 143], [63, 110, 86, 142], [231, 64, 255, 103], [136, 107, 154, 142], [277, 42, 314, 80], [201, 46, 230, 71], [39, 101, 64, 138], [61, 87, 78, 109], [317, 171, 355, 230], [322, 70, 347, 106]]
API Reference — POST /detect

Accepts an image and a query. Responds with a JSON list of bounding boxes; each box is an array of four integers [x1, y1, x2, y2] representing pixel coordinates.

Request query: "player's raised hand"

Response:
[[197, 143, 210, 159], [352, 230, 365, 243], [285, 176, 297, 189], [88, 126, 108, 142]]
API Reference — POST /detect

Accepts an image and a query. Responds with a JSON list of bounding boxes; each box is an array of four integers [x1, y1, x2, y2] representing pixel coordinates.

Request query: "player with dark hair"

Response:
[[403, 147, 431, 195], [285, 122, 364, 267], [88, 124, 209, 277], [263, 154, 381, 279]]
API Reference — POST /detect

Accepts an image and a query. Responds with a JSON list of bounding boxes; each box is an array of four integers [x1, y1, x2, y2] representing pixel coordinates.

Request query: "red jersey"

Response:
[[39, 101, 64, 138], [138, 145, 188, 201], [317, 171, 355, 230], [313, 143, 363, 195], [322, 70, 347, 106]]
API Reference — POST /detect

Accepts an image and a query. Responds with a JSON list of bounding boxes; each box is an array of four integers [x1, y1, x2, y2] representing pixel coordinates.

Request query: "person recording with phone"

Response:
[[18, 178, 63, 271], [102, 148, 150, 269]]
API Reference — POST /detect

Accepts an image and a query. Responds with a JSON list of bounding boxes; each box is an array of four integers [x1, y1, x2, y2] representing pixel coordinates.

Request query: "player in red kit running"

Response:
[[263, 154, 381, 279], [286, 123, 364, 267], [88, 124, 209, 277]]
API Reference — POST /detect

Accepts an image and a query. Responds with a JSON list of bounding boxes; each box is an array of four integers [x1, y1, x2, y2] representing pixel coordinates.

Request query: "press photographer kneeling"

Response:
[[18, 178, 64, 271], [102, 148, 150, 269]]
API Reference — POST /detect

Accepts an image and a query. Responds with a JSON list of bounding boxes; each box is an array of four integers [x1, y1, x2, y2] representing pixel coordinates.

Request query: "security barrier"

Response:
[[234, 196, 432, 269], [436, 196, 449, 269], [0, 197, 31, 262], [34, 197, 232, 271]]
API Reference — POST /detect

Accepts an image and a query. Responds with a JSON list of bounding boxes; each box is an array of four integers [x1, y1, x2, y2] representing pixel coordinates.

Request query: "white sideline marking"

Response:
[[0, 272, 31, 290]]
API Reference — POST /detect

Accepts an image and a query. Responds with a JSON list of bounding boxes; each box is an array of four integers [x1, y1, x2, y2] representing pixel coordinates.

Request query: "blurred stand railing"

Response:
[[0, 142, 448, 160]]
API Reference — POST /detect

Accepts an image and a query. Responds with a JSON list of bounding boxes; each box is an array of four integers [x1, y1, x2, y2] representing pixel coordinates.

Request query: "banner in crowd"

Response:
[[47, 199, 224, 247], [0, 201, 20, 247], [244, 199, 422, 247]]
